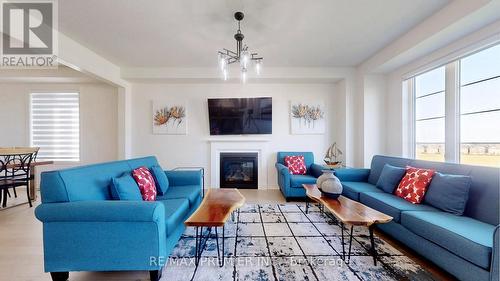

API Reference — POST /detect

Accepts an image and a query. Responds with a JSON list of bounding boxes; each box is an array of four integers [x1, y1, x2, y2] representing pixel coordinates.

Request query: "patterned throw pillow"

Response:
[[394, 166, 435, 204], [132, 166, 157, 201], [284, 155, 307, 175]]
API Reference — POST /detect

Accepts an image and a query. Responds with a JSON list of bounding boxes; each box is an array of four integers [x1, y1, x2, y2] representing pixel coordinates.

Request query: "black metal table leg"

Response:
[[194, 226, 215, 266], [341, 222, 345, 260], [214, 226, 225, 267], [221, 226, 225, 267], [194, 226, 200, 266], [305, 200, 309, 214], [215, 227, 220, 263], [369, 225, 377, 266], [347, 225, 354, 264]]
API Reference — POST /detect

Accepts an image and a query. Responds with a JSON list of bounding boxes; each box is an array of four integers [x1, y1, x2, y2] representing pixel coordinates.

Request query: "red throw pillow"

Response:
[[132, 167, 157, 201], [284, 155, 307, 175], [394, 166, 435, 204]]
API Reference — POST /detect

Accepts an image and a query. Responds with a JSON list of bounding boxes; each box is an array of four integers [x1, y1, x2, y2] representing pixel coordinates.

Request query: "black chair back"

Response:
[[1, 148, 37, 178], [0, 148, 38, 208]]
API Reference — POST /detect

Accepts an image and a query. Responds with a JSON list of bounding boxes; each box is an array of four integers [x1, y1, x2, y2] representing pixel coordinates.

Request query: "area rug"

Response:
[[160, 203, 437, 281]]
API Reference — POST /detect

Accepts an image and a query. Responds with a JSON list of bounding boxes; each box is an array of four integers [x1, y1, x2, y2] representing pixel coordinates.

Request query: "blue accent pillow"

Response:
[[151, 165, 169, 195], [376, 164, 406, 193], [424, 172, 472, 215], [110, 173, 142, 201]]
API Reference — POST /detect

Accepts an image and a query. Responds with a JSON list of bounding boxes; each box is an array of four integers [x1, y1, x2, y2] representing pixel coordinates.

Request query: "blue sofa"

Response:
[[34, 156, 202, 281], [336, 155, 499, 281], [275, 152, 323, 200]]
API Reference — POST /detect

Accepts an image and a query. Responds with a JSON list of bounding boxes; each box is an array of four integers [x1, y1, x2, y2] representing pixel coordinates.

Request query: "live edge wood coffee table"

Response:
[[185, 188, 245, 267], [302, 184, 392, 265]]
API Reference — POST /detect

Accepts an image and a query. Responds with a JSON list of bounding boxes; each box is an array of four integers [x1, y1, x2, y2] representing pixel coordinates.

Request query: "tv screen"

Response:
[[208, 97, 272, 135]]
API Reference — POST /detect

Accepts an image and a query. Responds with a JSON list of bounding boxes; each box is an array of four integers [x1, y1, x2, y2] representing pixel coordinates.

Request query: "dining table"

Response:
[[0, 147, 54, 201]]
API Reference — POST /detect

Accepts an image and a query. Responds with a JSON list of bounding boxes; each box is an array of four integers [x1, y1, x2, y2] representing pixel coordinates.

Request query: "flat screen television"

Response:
[[208, 97, 272, 135]]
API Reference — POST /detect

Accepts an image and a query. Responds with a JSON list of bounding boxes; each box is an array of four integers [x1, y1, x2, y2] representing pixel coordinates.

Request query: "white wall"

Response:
[[333, 80, 347, 162], [130, 82, 340, 188], [363, 74, 387, 166], [0, 83, 119, 177]]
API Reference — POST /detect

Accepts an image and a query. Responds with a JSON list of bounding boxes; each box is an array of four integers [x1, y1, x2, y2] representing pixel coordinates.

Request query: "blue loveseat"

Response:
[[275, 152, 323, 200], [336, 155, 499, 281], [35, 156, 202, 281]]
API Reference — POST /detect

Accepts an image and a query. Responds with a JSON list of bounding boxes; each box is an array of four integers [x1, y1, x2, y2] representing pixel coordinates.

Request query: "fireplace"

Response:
[[220, 152, 258, 189]]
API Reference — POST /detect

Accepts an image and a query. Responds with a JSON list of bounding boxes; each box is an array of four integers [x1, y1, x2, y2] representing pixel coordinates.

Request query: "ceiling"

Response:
[[59, 0, 450, 68]]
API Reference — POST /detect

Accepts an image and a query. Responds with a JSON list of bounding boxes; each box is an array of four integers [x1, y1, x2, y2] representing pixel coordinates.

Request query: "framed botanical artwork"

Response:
[[290, 100, 325, 134], [152, 100, 187, 135]]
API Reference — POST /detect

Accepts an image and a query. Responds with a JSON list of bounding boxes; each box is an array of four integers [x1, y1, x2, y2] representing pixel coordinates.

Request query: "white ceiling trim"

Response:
[[121, 66, 355, 83], [358, 0, 500, 74], [58, 32, 130, 88], [400, 21, 500, 79]]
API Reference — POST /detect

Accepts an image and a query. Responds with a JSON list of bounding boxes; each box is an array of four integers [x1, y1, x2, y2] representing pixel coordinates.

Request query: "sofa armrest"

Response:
[[309, 163, 324, 178], [35, 201, 165, 223], [335, 168, 370, 182], [491, 225, 500, 281], [165, 170, 202, 186], [275, 163, 290, 188], [275, 163, 289, 176]]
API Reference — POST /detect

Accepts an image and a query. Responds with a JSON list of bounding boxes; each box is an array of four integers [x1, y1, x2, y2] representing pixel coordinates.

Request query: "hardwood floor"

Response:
[[0, 188, 455, 281]]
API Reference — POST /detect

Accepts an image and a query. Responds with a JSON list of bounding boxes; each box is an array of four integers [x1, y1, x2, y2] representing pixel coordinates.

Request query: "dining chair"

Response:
[[0, 148, 38, 208], [7, 147, 39, 199]]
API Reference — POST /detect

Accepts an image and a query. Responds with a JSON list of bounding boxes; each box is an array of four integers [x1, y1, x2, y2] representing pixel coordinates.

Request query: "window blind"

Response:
[[30, 92, 80, 162]]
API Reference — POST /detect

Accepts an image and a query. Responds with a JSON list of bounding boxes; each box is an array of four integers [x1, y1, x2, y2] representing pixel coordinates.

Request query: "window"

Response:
[[414, 66, 446, 162], [459, 45, 500, 167], [30, 92, 80, 162], [407, 43, 500, 167]]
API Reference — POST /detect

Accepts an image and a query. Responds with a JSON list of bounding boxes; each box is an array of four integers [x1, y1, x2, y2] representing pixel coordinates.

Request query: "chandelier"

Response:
[[218, 12, 263, 82]]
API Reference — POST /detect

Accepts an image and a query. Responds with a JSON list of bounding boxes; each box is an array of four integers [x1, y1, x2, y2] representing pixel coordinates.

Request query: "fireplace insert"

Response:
[[220, 152, 258, 189]]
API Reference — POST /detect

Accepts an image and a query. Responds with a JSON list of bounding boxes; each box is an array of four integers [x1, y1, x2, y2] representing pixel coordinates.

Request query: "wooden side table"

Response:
[[184, 188, 245, 267]]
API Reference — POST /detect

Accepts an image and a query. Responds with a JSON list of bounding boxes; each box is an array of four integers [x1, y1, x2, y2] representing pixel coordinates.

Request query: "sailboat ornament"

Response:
[[324, 142, 343, 166]]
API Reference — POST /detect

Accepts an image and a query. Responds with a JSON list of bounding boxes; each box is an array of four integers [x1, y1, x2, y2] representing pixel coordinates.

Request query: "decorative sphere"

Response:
[[234, 33, 244, 41], [234, 12, 244, 21], [316, 170, 343, 199]]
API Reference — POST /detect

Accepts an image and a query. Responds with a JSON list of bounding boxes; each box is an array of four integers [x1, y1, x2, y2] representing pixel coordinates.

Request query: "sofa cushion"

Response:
[[359, 192, 438, 223], [277, 152, 314, 171], [284, 155, 307, 175], [342, 182, 383, 201], [157, 198, 189, 236], [395, 166, 435, 204], [376, 164, 406, 193], [290, 174, 317, 188], [132, 167, 157, 201], [424, 172, 471, 215], [150, 165, 169, 195], [110, 173, 142, 201], [157, 185, 201, 208], [401, 211, 495, 269]]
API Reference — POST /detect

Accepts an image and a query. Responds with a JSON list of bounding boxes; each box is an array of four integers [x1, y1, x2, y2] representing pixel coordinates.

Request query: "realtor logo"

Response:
[[1, 0, 58, 68]]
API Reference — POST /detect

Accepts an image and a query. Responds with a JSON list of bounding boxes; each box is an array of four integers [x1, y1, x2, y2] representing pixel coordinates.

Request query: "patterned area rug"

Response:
[[160, 203, 436, 281]]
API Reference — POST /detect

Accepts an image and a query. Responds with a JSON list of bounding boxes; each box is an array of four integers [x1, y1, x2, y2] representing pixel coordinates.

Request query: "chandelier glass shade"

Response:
[[218, 12, 263, 82]]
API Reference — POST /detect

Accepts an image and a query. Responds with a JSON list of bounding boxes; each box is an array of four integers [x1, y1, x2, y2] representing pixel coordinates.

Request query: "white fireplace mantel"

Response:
[[209, 139, 269, 189]]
